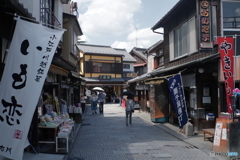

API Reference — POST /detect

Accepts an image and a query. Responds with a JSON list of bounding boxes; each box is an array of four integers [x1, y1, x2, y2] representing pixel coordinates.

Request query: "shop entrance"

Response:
[[104, 86, 116, 103]]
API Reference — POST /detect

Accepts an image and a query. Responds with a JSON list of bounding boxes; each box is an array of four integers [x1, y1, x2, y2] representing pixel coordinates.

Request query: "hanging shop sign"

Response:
[[0, 17, 64, 160], [218, 37, 235, 113], [126, 72, 138, 78], [199, 0, 213, 48], [168, 73, 188, 128], [99, 75, 111, 80]]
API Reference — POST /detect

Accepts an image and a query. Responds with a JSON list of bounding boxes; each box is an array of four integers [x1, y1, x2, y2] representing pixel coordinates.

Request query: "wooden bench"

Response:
[[202, 128, 215, 141]]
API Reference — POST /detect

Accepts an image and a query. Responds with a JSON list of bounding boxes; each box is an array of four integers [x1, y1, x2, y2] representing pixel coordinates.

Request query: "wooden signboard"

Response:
[[212, 118, 231, 152]]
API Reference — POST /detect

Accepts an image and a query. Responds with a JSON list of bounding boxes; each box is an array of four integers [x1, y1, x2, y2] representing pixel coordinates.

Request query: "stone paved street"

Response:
[[66, 103, 224, 160]]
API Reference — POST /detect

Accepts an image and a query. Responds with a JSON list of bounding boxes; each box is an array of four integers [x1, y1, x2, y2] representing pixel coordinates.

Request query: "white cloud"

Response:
[[111, 41, 136, 52], [77, 0, 141, 36], [76, 0, 166, 52], [78, 35, 90, 43], [112, 28, 163, 52]]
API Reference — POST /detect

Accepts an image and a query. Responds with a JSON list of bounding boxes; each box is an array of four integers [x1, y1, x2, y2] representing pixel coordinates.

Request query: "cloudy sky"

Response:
[[76, 0, 179, 51]]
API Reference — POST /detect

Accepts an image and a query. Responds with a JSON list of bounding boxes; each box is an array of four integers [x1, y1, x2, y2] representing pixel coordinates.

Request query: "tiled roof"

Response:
[[127, 72, 149, 83], [146, 40, 163, 53], [113, 48, 136, 63], [134, 63, 147, 67], [77, 44, 124, 56], [131, 47, 147, 60]]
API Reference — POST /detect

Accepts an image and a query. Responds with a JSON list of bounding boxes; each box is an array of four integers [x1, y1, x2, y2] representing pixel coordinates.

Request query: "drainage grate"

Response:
[[164, 145, 198, 149], [164, 145, 178, 147], [81, 123, 91, 126], [185, 145, 198, 149]]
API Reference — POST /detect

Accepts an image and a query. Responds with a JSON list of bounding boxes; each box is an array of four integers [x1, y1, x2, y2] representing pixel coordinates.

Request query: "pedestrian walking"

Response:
[[80, 95, 86, 113], [121, 95, 127, 108], [118, 95, 122, 106], [98, 91, 106, 114], [125, 95, 135, 126], [90, 92, 98, 114]]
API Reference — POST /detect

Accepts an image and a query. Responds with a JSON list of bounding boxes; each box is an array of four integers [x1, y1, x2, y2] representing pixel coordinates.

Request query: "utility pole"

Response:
[[135, 26, 138, 47]]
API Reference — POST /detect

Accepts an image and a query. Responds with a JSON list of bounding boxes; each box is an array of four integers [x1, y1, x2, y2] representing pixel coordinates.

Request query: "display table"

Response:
[[38, 120, 64, 144], [68, 113, 82, 123], [38, 119, 75, 153], [56, 125, 74, 153]]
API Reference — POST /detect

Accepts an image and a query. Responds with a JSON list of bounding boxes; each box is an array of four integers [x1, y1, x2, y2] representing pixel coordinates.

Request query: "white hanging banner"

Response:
[[0, 17, 64, 160]]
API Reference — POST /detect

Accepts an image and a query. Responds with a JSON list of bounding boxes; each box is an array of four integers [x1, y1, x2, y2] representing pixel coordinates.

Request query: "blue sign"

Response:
[[168, 74, 188, 128]]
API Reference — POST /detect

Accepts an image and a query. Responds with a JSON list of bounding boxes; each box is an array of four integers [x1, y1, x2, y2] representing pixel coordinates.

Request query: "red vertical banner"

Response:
[[218, 37, 234, 113]]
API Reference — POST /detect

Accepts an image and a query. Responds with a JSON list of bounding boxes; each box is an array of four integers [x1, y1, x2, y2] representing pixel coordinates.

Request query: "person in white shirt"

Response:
[[90, 92, 98, 114]]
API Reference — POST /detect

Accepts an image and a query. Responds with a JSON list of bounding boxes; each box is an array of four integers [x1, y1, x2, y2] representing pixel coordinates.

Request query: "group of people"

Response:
[[81, 89, 135, 126], [89, 91, 106, 115]]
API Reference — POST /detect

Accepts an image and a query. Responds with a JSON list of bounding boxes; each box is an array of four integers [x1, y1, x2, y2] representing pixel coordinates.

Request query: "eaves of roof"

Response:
[[127, 73, 149, 84], [151, 0, 188, 30], [4, 0, 35, 19], [128, 53, 219, 83], [77, 44, 124, 57], [123, 60, 137, 63], [63, 13, 83, 36], [134, 63, 147, 67], [82, 77, 125, 82], [52, 56, 76, 71], [131, 50, 147, 63], [150, 53, 219, 76], [146, 40, 164, 53], [85, 52, 124, 57], [114, 48, 137, 62]]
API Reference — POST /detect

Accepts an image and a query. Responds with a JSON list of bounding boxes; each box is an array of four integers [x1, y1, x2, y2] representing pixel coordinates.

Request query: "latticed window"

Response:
[[40, 0, 61, 27], [93, 62, 115, 73], [123, 64, 130, 69]]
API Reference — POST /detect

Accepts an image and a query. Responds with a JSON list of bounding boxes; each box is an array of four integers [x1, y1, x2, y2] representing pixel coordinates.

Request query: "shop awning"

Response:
[[70, 71, 84, 80], [127, 72, 150, 84], [86, 83, 125, 86], [49, 64, 69, 76], [145, 74, 175, 84], [128, 53, 219, 84], [82, 77, 125, 82], [150, 53, 219, 76]]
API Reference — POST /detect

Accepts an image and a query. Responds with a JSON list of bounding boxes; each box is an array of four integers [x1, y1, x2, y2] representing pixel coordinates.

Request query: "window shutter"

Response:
[[115, 63, 122, 74], [189, 17, 197, 53], [169, 31, 174, 61], [85, 61, 92, 73]]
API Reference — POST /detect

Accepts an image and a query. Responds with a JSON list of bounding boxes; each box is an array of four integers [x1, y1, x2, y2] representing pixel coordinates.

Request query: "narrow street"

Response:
[[66, 103, 218, 160]]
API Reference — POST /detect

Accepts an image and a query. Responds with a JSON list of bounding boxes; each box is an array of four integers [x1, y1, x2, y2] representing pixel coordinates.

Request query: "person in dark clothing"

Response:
[[125, 95, 135, 126], [98, 91, 106, 114], [80, 95, 86, 113]]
